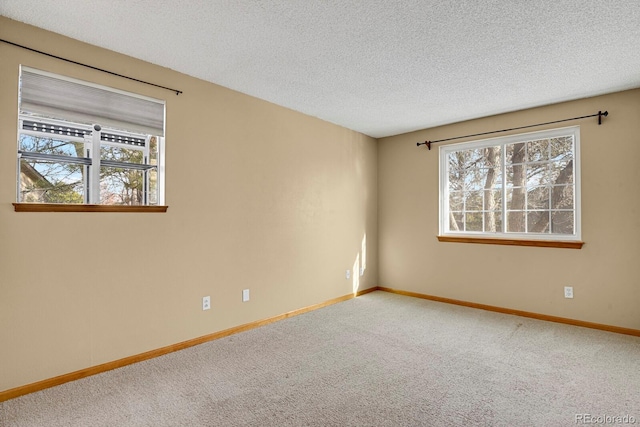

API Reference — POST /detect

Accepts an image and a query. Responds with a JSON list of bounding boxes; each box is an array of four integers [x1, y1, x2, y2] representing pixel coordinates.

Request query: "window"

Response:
[[439, 126, 580, 241], [17, 67, 165, 206]]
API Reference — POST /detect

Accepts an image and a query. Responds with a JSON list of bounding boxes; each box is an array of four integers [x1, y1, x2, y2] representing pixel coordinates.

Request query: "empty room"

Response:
[[1, 1, 639, 426]]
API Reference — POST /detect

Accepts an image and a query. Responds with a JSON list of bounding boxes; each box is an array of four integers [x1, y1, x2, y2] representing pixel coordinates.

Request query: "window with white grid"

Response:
[[439, 127, 580, 241]]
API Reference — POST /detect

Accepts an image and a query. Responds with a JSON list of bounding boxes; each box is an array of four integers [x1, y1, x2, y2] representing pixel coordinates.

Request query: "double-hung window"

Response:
[[439, 127, 580, 241], [17, 67, 165, 206]]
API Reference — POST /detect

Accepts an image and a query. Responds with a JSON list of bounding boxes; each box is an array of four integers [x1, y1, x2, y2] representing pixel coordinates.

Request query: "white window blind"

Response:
[[20, 67, 165, 136]]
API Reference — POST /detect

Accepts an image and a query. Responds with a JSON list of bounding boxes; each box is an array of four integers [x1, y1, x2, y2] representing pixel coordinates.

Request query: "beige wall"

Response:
[[2, 14, 638, 395], [0, 17, 378, 392], [379, 89, 640, 330]]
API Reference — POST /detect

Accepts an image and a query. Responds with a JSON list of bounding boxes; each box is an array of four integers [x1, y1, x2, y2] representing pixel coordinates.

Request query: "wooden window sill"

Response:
[[437, 235, 583, 249], [13, 203, 168, 213]]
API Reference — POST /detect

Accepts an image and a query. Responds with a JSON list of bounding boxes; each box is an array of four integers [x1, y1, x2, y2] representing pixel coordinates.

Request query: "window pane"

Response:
[[448, 151, 472, 171], [527, 210, 549, 233], [484, 189, 502, 210], [148, 169, 158, 205], [466, 190, 483, 211], [449, 148, 484, 169], [527, 139, 549, 162], [553, 185, 574, 210], [465, 212, 483, 232], [506, 142, 526, 165], [480, 146, 501, 169], [550, 136, 573, 161], [149, 136, 159, 164], [19, 134, 85, 158], [550, 161, 573, 185], [101, 146, 144, 164], [484, 211, 502, 233], [465, 148, 485, 165], [449, 212, 463, 231], [492, 172, 503, 189], [526, 163, 549, 186], [449, 147, 501, 191], [527, 186, 550, 210], [551, 211, 574, 234], [506, 187, 526, 210], [449, 191, 464, 211], [100, 167, 144, 205], [447, 152, 460, 170], [20, 159, 84, 203], [506, 164, 526, 187], [467, 168, 489, 190], [448, 166, 465, 192], [507, 211, 525, 233]]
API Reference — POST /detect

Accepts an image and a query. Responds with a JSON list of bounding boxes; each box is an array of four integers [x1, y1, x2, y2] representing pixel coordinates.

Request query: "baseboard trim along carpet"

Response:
[[3, 285, 637, 402], [0, 287, 377, 402], [377, 286, 640, 338]]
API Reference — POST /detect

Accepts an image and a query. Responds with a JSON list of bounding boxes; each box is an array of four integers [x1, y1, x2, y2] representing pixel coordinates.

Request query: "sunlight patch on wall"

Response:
[[361, 234, 367, 271], [352, 254, 360, 294], [352, 233, 367, 294]]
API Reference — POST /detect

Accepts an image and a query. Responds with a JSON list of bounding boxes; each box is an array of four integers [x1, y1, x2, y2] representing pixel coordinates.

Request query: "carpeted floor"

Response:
[[1, 291, 639, 426]]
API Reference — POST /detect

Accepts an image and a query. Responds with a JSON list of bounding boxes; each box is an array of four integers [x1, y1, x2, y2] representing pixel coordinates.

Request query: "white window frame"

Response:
[[17, 66, 165, 206], [439, 126, 581, 242]]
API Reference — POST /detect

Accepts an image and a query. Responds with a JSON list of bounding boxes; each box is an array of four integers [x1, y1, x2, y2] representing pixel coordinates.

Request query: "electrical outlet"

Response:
[[242, 289, 250, 302], [346, 269, 351, 279], [564, 286, 573, 299], [202, 296, 211, 310], [360, 267, 364, 276]]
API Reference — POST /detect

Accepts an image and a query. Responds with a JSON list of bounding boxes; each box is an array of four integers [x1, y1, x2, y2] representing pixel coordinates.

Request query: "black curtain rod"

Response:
[[1, 39, 183, 95], [417, 110, 608, 150]]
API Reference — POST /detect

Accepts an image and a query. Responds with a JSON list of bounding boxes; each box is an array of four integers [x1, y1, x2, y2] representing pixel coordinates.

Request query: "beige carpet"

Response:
[[1, 291, 639, 426]]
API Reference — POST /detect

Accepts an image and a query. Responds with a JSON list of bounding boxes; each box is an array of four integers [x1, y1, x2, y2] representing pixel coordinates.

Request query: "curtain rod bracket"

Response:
[[416, 141, 432, 150], [598, 110, 608, 125]]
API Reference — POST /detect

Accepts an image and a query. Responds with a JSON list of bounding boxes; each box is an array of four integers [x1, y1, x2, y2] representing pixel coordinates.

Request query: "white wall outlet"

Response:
[[360, 266, 364, 276], [346, 269, 351, 279], [564, 286, 574, 299], [242, 289, 250, 302], [202, 296, 211, 310]]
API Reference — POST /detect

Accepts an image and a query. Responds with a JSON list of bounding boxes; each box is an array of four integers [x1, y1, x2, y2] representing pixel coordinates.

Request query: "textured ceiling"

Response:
[[2, 1, 640, 138]]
